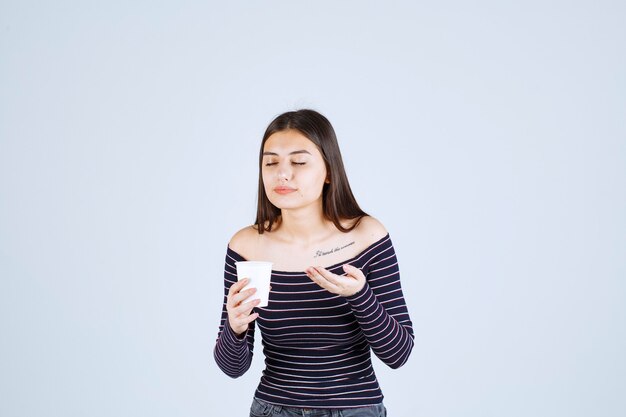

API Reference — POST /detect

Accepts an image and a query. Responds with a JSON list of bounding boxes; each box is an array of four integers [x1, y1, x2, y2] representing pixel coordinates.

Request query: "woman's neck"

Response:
[[277, 207, 335, 245]]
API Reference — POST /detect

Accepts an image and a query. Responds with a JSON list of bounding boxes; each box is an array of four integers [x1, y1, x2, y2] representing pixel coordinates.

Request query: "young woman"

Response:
[[214, 110, 414, 417]]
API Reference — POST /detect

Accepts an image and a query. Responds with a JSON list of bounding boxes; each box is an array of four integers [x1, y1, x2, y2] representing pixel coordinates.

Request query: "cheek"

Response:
[[261, 172, 272, 192], [307, 173, 327, 195], [317, 169, 328, 187], [263, 177, 271, 191]]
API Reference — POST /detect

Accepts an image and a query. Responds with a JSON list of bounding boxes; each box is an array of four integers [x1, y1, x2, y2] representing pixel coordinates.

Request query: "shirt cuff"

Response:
[[345, 282, 378, 316], [221, 321, 249, 346]]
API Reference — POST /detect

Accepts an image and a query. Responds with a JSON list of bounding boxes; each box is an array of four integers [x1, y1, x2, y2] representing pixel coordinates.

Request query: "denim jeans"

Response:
[[249, 397, 387, 417]]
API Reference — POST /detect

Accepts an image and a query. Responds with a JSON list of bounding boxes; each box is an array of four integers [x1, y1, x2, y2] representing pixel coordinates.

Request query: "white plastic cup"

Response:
[[235, 261, 273, 307]]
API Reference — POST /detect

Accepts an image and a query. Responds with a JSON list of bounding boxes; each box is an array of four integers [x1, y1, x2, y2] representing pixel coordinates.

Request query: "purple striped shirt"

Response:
[[213, 234, 414, 408]]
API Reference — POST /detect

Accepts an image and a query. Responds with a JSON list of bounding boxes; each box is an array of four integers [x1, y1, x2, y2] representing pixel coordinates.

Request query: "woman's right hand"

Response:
[[227, 278, 260, 336]]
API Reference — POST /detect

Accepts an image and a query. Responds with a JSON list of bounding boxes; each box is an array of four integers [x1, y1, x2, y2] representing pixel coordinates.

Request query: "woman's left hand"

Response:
[[306, 264, 366, 297]]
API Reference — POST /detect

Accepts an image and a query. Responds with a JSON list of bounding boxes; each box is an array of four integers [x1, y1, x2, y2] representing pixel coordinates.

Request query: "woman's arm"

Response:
[[344, 238, 414, 369], [306, 229, 415, 369], [213, 249, 257, 378]]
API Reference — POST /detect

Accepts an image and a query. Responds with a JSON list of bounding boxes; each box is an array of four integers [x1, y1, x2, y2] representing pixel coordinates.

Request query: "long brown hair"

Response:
[[255, 109, 367, 234]]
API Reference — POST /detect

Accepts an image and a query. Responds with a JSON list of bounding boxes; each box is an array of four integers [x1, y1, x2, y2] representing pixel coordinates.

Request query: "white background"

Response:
[[1, 1, 625, 416]]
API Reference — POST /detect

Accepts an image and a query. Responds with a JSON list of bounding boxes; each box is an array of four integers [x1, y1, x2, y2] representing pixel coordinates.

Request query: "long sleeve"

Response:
[[213, 248, 255, 378], [345, 237, 414, 369]]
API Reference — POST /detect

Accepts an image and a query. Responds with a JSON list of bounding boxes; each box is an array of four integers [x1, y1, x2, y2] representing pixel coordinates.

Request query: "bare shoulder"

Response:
[[228, 225, 260, 258], [354, 215, 388, 246]]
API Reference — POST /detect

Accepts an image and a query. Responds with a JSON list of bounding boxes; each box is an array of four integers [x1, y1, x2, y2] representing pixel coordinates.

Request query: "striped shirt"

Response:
[[213, 234, 414, 408]]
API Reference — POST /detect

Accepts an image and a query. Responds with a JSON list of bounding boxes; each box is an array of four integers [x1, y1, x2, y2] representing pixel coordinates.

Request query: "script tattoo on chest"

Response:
[[314, 241, 356, 258]]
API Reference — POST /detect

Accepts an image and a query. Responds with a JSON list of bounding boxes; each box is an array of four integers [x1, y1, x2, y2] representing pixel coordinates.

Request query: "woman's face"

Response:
[[262, 129, 328, 212]]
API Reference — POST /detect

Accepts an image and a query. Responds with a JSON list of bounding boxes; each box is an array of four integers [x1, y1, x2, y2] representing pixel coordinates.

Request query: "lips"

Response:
[[274, 186, 297, 195]]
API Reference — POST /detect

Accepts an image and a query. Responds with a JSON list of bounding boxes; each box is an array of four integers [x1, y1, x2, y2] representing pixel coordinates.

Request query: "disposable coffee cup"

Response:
[[235, 261, 273, 307]]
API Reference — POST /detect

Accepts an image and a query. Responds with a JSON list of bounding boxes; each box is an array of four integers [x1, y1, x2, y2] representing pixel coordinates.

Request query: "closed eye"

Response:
[[292, 162, 306, 166], [264, 162, 278, 166]]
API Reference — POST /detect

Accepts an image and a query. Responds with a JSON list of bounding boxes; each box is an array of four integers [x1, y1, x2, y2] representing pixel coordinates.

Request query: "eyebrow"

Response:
[[262, 150, 312, 156]]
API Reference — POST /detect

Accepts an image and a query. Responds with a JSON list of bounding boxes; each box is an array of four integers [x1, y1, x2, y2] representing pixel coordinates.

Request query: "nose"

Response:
[[277, 164, 291, 181]]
